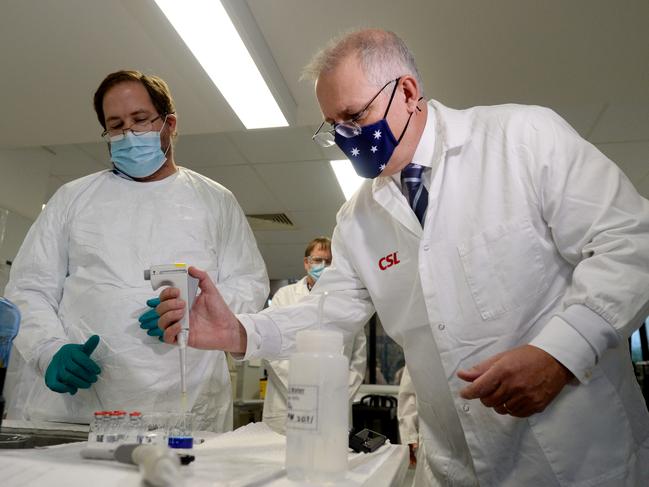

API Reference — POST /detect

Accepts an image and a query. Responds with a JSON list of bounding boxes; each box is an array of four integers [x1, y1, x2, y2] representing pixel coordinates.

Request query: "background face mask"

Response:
[[308, 262, 326, 281], [110, 132, 167, 178]]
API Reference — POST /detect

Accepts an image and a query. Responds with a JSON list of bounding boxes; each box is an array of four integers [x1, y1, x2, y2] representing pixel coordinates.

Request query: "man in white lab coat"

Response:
[[262, 236, 366, 433], [155, 30, 649, 485], [5, 70, 269, 431]]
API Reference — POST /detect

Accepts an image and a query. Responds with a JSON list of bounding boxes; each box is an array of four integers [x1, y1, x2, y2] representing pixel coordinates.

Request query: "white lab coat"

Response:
[[238, 101, 649, 486], [6, 168, 269, 431], [262, 276, 367, 434]]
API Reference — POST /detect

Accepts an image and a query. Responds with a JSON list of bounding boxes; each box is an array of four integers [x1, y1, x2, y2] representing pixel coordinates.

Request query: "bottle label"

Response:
[[287, 384, 318, 431]]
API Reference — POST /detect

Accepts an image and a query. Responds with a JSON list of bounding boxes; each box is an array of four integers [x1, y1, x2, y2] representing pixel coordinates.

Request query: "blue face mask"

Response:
[[308, 262, 326, 282], [110, 131, 168, 179], [334, 81, 415, 179]]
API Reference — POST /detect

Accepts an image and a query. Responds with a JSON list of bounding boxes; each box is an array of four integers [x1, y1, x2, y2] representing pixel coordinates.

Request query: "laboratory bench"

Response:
[[0, 419, 89, 448], [0, 420, 409, 486]]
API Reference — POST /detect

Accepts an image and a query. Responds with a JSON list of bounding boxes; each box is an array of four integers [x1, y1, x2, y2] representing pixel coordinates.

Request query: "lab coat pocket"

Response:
[[527, 366, 635, 486], [457, 219, 548, 320]]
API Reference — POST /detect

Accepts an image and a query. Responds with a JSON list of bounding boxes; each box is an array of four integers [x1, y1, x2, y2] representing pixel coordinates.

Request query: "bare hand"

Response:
[[457, 345, 573, 417], [408, 442, 418, 467], [155, 266, 247, 353]]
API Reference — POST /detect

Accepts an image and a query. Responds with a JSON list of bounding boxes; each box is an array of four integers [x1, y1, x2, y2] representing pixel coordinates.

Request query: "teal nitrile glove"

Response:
[[44, 335, 101, 395], [139, 297, 164, 341]]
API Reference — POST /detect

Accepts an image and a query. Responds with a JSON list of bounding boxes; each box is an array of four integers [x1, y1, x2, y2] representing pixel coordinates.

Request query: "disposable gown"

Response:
[[6, 168, 269, 431], [262, 276, 366, 433], [237, 101, 649, 485]]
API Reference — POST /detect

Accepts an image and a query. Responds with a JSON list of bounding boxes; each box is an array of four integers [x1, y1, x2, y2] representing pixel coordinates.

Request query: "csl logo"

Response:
[[378, 251, 400, 270]]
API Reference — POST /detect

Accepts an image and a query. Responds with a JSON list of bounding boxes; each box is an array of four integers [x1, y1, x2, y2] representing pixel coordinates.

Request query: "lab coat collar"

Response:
[[377, 99, 470, 191], [429, 99, 471, 153], [373, 177, 422, 237], [370, 99, 470, 236], [411, 101, 438, 169], [377, 100, 438, 192]]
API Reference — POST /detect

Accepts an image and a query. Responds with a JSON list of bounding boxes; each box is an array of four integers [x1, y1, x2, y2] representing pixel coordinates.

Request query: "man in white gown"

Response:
[[6, 70, 269, 432]]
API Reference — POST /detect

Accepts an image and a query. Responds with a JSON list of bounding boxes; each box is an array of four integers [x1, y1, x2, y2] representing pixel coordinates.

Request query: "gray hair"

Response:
[[302, 29, 423, 93]]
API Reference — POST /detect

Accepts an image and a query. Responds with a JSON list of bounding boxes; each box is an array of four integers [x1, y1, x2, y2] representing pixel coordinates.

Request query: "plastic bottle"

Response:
[[285, 329, 349, 482]]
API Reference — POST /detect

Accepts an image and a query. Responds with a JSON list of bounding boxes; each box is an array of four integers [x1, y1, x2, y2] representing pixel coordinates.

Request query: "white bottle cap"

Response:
[[296, 329, 343, 353]]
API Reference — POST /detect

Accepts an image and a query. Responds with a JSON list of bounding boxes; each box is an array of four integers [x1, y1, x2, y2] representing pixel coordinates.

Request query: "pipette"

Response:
[[144, 263, 198, 409]]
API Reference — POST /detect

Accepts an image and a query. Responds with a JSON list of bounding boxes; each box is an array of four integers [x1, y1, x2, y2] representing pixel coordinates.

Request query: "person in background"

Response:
[[153, 29, 649, 486], [5, 70, 269, 431], [262, 236, 367, 434]]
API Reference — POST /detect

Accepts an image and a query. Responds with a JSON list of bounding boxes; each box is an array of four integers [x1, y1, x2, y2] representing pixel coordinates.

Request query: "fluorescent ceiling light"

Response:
[[154, 0, 288, 129], [329, 159, 365, 201]]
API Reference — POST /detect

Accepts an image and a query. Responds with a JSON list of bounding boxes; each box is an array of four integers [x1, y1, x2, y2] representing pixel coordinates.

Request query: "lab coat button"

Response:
[[462, 404, 470, 412], [438, 323, 445, 330], [423, 244, 430, 251], [584, 370, 592, 379]]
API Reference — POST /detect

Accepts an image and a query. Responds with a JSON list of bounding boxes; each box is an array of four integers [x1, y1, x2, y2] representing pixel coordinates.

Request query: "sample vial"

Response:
[[128, 411, 144, 444], [88, 411, 106, 443], [114, 410, 128, 441], [103, 411, 117, 443]]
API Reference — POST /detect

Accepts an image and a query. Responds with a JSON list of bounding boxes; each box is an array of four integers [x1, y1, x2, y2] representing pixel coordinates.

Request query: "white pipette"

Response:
[[144, 263, 198, 409]]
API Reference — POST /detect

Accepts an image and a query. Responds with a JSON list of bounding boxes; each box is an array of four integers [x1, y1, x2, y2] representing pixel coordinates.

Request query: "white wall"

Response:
[[0, 150, 53, 220], [0, 207, 34, 295], [0, 149, 53, 294]]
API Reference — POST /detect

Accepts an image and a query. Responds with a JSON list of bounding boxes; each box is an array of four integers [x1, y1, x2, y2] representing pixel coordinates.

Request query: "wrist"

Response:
[[37, 339, 68, 374], [229, 319, 247, 354]]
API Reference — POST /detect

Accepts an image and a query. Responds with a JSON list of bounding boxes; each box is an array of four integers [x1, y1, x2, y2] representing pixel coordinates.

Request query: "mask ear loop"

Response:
[[159, 114, 174, 159], [396, 97, 424, 143], [382, 78, 402, 119]]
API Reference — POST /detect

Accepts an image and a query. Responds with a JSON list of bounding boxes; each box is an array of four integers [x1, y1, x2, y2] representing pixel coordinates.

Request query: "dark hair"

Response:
[[304, 236, 332, 257], [93, 70, 176, 129]]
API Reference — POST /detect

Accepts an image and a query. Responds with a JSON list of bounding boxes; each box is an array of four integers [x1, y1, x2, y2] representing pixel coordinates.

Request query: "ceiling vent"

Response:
[[246, 213, 294, 231]]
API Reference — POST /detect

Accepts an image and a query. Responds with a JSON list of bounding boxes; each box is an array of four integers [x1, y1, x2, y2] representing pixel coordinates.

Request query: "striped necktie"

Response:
[[401, 163, 428, 226]]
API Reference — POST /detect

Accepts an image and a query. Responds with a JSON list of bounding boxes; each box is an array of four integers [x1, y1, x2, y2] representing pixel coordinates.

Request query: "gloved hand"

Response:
[[45, 335, 101, 395], [139, 297, 164, 341]]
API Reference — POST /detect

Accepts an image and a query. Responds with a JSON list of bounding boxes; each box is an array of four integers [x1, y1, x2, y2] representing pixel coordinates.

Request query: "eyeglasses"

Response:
[[101, 114, 166, 142], [312, 78, 400, 148], [307, 256, 332, 266]]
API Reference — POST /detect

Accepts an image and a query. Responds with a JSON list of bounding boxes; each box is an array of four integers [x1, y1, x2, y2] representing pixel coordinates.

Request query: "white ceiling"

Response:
[[0, 0, 648, 279]]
